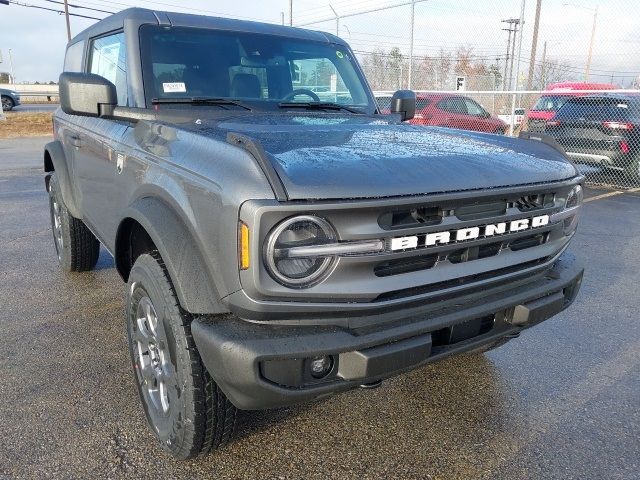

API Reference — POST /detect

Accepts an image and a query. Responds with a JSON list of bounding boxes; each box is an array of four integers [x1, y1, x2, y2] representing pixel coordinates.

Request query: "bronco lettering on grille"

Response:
[[390, 215, 550, 251]]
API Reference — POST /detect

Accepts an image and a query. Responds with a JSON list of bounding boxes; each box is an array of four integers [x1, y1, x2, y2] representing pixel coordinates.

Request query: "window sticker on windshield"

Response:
[[163, 82, 186, 93], [336, 51, 344, 59]]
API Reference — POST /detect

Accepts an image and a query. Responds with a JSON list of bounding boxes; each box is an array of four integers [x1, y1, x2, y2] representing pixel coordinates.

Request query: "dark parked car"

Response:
[[1, 87, 21, 111], [544, 95, 640, 181], [45, 8, 584, 459], [377, 93, 507, 134]]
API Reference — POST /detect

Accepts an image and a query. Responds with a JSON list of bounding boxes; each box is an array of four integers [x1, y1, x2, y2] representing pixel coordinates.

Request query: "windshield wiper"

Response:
[[151, 97, 251, 110], [278, 101, 361, 114]]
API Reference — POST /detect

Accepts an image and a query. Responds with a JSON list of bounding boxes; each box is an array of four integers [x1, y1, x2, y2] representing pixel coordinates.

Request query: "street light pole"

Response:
[[514, 0, 526, 91], [8, 48, 15, 86], [329, 5, 339, 36], [63, 0, 71, 41], [289, 0, 293, 26], [526, 0, 542, 90], [408, 0, 415, 89], [585, 6, 598, 81]]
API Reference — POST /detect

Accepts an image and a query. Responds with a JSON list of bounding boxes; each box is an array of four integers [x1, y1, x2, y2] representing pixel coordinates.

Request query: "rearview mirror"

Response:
[[59, 72, 117, 117], [390, 90, 416, 121]]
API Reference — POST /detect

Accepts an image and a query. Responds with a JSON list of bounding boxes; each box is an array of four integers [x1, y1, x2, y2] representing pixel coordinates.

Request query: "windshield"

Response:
[[532, 95, 570, 112], [139, 25, 374, 113]]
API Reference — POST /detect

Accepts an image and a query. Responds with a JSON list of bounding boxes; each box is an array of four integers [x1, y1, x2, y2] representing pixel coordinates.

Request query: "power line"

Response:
[[43, 0, 113, 14], [7, 0, 102, 19]]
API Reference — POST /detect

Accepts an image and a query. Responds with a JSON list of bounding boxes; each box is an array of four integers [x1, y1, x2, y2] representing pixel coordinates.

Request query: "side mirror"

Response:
[[390, 90, 416, 121], [59, 72, 117, 117]]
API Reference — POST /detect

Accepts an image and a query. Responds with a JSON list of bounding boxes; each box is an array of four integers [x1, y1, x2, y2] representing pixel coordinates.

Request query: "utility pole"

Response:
[[514, 0, 526, 91], [526, 0, 542, 90], [540, 40, 547, 88], [508, 20, 519, 90], [501, 18, 519, 91], [289, 0, 293, 26], [585, 6, 598, 81], [408, 0, 416, 89], [63, 0, 71, 41], [502, 26, 513, 91]]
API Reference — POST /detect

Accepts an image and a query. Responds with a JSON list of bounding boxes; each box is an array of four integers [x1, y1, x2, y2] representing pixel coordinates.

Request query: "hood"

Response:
[[527, 111, 556, 121], [184, 113, 578, 200]]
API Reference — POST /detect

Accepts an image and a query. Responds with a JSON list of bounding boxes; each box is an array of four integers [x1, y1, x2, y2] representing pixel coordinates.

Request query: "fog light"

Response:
[[309, 356, 333, 379]]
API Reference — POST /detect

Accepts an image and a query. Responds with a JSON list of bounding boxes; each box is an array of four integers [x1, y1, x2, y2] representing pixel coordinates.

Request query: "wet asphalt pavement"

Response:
[[0, 136, 639, 479], [10, 103, 59, 113]]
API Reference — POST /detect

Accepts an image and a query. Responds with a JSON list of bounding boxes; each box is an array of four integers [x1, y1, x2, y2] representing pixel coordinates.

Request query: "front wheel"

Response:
[[1, 95, 14, 111], [48, 174, 100, 272], [127, 253, 236, 459]]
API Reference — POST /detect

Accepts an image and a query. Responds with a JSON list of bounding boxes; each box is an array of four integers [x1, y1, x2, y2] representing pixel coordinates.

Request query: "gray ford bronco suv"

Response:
[[45, 8, 584, 459]]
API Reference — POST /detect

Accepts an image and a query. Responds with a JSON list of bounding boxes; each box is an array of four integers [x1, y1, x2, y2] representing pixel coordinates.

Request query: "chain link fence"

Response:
[[294, 0, 640, 188]]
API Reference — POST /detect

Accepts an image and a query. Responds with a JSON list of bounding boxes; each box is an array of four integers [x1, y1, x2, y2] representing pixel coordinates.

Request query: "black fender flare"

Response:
[[43, 140, 82, 218], [116, 197, 227, 315]]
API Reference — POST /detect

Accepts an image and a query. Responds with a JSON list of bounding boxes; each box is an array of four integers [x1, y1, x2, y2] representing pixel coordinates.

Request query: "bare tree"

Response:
[[531, 58, 578, 89]]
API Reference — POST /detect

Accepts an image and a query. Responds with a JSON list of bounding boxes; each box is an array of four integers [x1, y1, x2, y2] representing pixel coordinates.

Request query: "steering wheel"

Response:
[[282, 89, 321, 102]]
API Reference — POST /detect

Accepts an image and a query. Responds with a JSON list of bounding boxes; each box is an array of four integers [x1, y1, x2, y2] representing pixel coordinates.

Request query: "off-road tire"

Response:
[[48, 174, 100, 272], [126, 252, 236, 459], [1, 95, 14, 111]]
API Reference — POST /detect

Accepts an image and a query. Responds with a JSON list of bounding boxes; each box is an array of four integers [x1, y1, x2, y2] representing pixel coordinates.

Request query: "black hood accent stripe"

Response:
[[227, 133, 288, 201]]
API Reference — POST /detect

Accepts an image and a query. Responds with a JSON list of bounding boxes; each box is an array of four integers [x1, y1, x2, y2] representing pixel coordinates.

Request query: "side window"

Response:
[[89, 32, 127, 106], [437, 99, 452, 112], [63, 40, 85, 72], [452, 98, 467, 114], [438, 98, 466, 114], [464, 98, 485, 116]]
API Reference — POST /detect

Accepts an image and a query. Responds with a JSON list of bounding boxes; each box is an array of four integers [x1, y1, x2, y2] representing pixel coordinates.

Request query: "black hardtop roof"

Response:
[[69, 7, 345, 46]]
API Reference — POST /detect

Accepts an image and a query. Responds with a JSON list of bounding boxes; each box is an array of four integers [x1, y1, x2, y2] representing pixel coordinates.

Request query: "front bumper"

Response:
[[193, 253, 583, 410]]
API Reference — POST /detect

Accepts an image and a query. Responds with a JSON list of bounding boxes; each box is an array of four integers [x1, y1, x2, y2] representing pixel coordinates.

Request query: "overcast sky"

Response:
[[1, 0, 638, 85]]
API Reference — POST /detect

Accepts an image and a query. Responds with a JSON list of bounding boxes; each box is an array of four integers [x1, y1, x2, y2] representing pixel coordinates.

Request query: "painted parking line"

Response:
[[585, 187, 640, 203]]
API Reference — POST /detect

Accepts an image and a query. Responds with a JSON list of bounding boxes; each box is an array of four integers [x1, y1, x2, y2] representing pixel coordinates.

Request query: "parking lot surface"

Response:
[[0, 137, 639, 479]]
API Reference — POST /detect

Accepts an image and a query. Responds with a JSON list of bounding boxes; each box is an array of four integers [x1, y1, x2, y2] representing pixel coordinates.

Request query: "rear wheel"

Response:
[[1, 95, 14, 111], [48, 174, 100, 272], [494, 127, 506, 135], [127, 253, 236, 459]]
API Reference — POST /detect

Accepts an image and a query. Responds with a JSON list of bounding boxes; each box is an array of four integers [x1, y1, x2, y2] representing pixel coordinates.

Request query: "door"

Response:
[[436, 97, 469, 130], [73, 31, 130, 246], [463, 98, 494, 132]]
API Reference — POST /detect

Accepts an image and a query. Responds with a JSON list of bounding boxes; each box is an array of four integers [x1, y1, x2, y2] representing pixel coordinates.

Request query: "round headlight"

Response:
[[265, 216, 338, 288]]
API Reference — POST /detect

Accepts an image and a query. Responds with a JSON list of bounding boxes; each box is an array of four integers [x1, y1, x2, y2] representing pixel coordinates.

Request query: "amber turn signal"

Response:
[[239, 222, 250, 270]]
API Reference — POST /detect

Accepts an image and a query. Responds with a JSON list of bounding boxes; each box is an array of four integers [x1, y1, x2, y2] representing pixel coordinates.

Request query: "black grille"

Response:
[[374, 257, 550, 302], [516, 193, 555, 211]]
